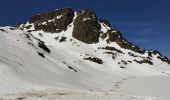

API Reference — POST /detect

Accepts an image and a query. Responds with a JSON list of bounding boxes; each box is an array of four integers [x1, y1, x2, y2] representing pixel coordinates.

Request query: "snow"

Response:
[[47, 15, 63, 23], [20, 22, 35, 31], [100, 23, 111, 33], [56, 15, 63, 19], [0, 19, 170, 100], [112, 30, 117, 33], [48, 19, 54, 22], [119, 76, 170, 100], [83, 18, 90, 21], [42, 22, 47, 25], [0, 89, 160, 100]]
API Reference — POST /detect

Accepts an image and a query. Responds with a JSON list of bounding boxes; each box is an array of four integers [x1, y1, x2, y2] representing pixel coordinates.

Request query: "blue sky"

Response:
[[0, 0, 170, 57]]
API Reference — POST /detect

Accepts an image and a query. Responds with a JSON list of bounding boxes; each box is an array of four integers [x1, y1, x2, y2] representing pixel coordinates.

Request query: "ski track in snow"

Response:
[[109, 76, 136, 93]]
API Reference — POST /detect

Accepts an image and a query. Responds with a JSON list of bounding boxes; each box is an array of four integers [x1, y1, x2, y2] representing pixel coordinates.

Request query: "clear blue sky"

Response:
[[0, 0, 170, 57]]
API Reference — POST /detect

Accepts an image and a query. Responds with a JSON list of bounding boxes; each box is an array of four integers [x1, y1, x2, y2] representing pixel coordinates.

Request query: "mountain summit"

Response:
[[19, 8, 170, 65], [0, 8, 170, 99]]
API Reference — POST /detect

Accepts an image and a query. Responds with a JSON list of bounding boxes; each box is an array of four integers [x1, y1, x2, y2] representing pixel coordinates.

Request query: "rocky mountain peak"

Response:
[[21, 8, 75, 33], [18, 8, 170, 65], [72, 9, 101, 44], [79, 9, 97, 19]]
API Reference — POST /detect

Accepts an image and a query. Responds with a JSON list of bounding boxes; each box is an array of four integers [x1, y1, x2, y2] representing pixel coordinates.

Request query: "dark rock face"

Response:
[[0, 28, 8, 33], [38, 41, 51, 53], [27, 8, 75, 33], [99, 46, 123, 54], [148, 50, 170, 64], [72, 9, 101, 44], [37, 52, 45, 58], [59, 36, 67, 42], [105, 29, 145, 54], [84, 57, 103, 64], [63, 62, 77, 72], [157, 56, 170, 64], [106, 30, 121, 43], [133, 59, 153, 65]]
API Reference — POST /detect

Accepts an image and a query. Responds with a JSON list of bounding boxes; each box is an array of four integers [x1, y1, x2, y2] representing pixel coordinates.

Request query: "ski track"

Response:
[[111, 76, 136, 92]]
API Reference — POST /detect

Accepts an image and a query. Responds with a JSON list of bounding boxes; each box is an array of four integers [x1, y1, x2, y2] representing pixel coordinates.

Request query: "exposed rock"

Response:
[[9, 27, 15, 30], [67, 66, 77, 72], [148, 51, 153, 57], [152, 50, 161, 55], [24, 8, 75, 33], [99, 46, 123, 54], [25, 25, 32, 29], [24, 34, 31, 41], [100, 33, 108, 40], [133, 59, 153, 65], [127, 61, 132, 63], [72, 9, 101, 44], [106, 29, 122, 43], [63, 62, 77, 72], [105, 29, 145, 54], [149, 50, 170, 64], [157, 56, 170, 64], [37, 52, 45, 58], [38, 41, 51, 53], [121, 60, 128, 65], [120, 66, 126, 69], [0, 28, 7, 33], [59, 36, 67, 42], [128, 52, 138, 57], [84, 57, 103, 64], [38, 33, 43, 37], [118, 60, 128, 66], [104, 51, 116, 55]]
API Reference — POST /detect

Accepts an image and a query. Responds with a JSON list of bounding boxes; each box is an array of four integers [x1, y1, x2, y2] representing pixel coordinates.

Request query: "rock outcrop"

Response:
[[72, 9, 101, 44], [22, 8, 75, 33]]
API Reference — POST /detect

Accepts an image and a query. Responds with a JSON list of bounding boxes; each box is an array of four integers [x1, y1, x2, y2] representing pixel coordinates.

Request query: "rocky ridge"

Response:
[[18, 8, 170, 65]]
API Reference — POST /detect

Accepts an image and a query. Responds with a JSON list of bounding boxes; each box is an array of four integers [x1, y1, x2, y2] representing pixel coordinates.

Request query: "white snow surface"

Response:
[[0, 18, 170, 100]]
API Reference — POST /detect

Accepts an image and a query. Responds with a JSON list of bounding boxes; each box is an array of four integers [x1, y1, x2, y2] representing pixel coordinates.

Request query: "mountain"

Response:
[[0, 8, 170, 100], [19, 8, 170, 66]]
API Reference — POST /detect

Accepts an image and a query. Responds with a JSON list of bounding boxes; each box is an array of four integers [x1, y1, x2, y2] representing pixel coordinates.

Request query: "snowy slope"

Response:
[[0, 8, 170, 100]]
